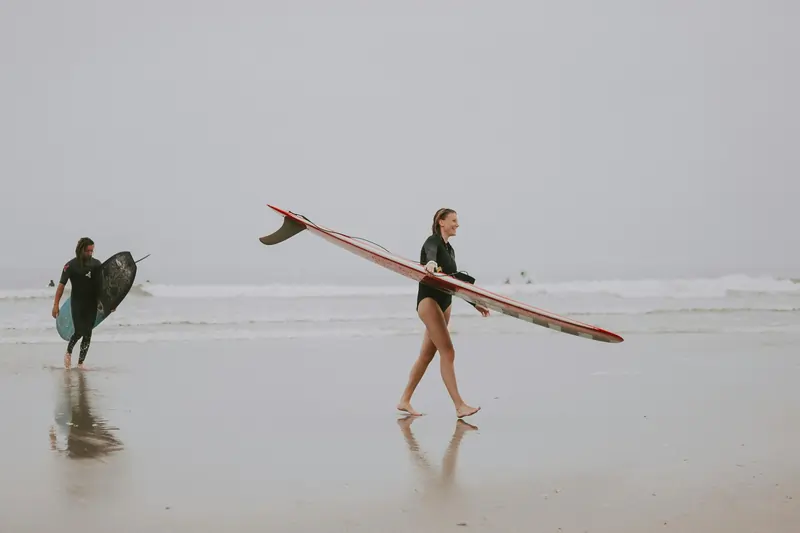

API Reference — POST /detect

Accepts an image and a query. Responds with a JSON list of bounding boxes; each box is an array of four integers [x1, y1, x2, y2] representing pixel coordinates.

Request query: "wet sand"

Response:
[[2, 331, 800, 532]]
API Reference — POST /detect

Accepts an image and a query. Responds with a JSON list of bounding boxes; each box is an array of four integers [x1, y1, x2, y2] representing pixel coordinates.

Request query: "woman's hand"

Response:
[[475, 305, 490, 317], [424, 261, 439, 274]]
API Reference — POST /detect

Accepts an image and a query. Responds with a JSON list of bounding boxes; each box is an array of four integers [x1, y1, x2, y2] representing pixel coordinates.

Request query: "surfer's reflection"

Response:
[[49, 370, 123, 459], [397, 415, 478, 502]]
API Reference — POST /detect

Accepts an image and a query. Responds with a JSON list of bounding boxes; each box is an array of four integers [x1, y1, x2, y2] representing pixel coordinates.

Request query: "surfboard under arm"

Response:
[[258, 204, 624, 343]]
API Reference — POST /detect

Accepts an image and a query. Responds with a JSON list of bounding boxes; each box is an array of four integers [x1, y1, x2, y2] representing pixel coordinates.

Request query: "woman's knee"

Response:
[[419, 350, 436, 365], [438, 344, 455, 361], [431, 333, 455, 359]]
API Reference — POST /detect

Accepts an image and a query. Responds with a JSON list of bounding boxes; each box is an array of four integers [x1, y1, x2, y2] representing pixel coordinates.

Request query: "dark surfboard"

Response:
[[56, 251, 146, 341]]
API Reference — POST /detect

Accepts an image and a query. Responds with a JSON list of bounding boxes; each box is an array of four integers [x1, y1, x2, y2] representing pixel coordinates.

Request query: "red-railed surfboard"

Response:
[[259, 205, 624, 343]]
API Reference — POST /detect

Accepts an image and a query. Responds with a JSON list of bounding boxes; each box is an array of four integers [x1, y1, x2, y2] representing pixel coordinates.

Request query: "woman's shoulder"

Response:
[[421, 234, 445, 251]]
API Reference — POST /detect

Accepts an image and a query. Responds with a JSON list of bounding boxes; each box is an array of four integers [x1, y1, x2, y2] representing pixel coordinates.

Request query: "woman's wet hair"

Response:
[[75, 237, 95, 266], [431, 208, 456, 236]]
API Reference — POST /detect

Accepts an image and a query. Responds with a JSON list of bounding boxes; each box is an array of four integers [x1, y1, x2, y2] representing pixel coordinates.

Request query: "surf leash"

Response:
[[288, 211, 475, 283], [288, 211, 395, 255]]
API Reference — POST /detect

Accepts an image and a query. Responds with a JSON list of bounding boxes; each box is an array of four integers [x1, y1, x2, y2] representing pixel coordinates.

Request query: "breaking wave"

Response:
[[1, 274, 798, 301]]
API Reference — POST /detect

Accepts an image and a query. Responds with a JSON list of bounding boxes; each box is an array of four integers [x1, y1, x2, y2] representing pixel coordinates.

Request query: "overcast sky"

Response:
[[1, 1, 797, 287]]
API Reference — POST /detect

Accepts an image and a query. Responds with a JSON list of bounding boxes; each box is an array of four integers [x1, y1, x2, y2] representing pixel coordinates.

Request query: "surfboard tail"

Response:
[[259, 215, 307, 245]]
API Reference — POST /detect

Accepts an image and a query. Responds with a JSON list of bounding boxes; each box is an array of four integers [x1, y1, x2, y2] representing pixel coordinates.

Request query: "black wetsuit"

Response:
[[416, 233, 459, 312], [59, 257, 102, 362]]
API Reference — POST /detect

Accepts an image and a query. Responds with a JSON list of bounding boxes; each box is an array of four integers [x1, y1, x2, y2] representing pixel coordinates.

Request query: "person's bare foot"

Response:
[[64, 353, 71, 369], [397, 401, 423, 416], [456, 403, 480, 418], [77, 363, 86, 370]]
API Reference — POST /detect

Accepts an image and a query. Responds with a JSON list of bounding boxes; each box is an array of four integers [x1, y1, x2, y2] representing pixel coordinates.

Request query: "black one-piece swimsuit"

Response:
[[416, 233, 458, 312]]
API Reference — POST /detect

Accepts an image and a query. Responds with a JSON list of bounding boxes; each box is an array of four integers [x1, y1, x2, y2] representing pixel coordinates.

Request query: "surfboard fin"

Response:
[[259, 216, 307, 245]]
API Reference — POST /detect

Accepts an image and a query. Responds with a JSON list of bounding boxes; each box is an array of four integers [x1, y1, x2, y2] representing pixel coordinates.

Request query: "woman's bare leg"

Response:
[[417, 299, 480, 418], [397, 305, 451, 416]]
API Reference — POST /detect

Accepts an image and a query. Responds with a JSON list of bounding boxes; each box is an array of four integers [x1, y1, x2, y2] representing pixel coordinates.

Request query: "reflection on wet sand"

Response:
[[397, 415, 479, 509], [49, 370, 123, 459]]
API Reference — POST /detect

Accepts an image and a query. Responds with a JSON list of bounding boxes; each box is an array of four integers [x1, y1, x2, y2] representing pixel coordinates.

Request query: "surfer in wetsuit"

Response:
[[397, 208, 490, 419], [52, 238, 111, 369]]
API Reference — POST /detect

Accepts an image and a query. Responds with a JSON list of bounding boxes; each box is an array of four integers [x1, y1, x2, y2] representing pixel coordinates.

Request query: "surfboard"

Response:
[[56, 251, 148, 341], [259, 205, 624, 343]]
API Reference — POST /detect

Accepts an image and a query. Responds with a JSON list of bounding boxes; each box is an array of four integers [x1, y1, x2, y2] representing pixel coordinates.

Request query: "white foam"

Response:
[[0, 327, 422, 345], [502, 274, 800, 299], [135, 283, 416, 299], [2, 274, 797, 301]]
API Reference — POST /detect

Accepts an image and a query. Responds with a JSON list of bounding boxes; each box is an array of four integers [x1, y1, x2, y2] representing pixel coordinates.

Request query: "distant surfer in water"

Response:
[[397, 208, 489, 418], [51, 237, 112, 369]]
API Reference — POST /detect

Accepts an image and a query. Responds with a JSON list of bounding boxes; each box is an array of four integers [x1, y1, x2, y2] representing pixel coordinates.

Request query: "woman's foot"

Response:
[[456, 403, 480, 418], [64, 352, 71, 369], [397, 401, 423, 416]]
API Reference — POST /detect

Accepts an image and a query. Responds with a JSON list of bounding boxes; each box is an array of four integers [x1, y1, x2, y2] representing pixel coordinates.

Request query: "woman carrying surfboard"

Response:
[[397, 208, 489, 419]]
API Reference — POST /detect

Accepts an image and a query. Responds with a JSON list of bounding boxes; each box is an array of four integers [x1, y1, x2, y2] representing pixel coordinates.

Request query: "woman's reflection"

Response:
[[49, 370, 123, 459], [397, 415, 478, 504]]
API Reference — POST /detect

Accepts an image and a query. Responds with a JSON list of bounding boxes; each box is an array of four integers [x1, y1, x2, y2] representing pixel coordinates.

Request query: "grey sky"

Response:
[[1, 1, 797, 287]]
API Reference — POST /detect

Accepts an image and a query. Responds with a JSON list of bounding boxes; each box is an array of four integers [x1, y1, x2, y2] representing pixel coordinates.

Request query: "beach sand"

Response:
[[2, 331, 799, 532]]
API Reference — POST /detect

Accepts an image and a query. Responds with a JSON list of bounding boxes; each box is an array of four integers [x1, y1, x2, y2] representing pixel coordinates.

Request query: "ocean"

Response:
[[2, 273, 798, 345]]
